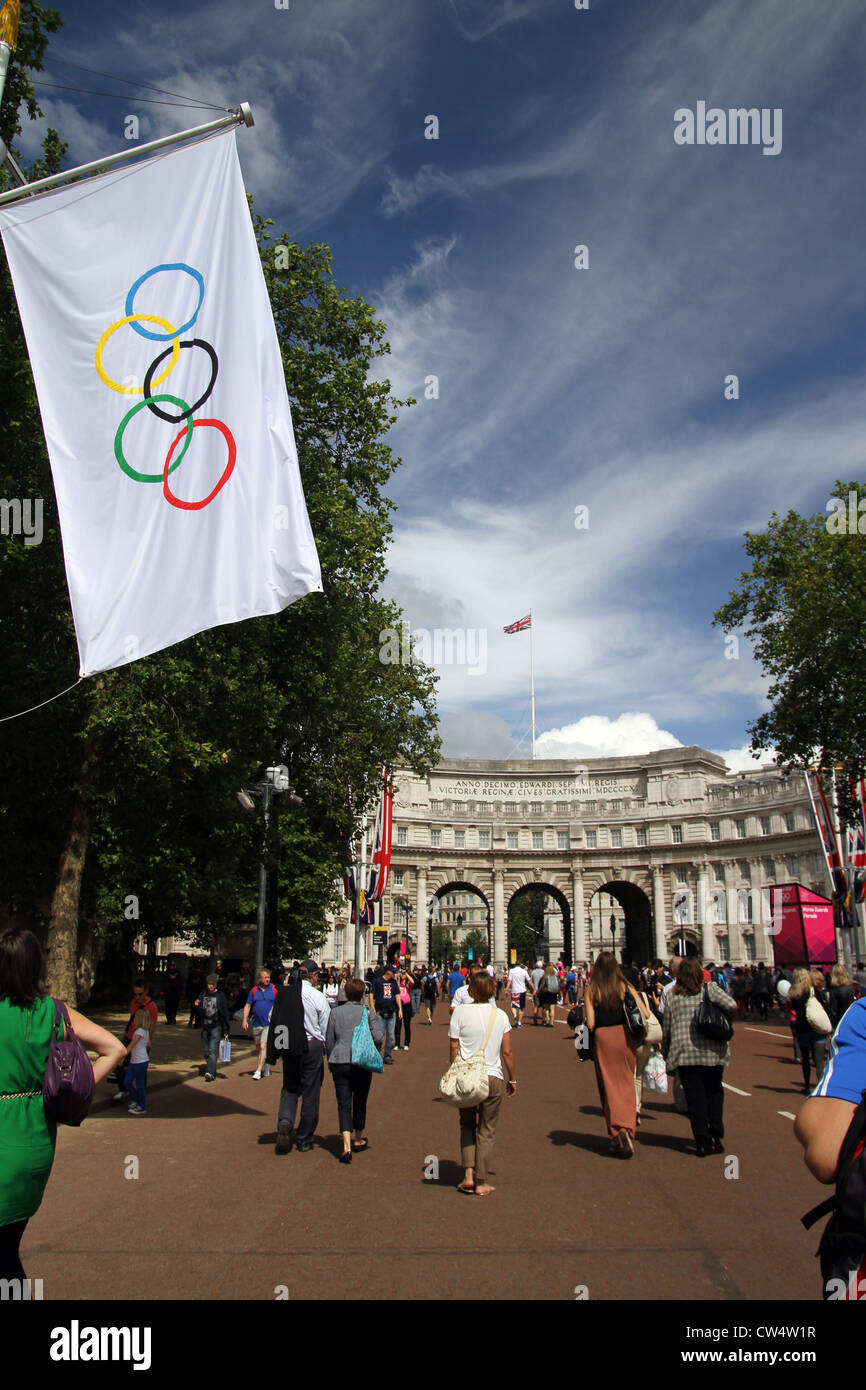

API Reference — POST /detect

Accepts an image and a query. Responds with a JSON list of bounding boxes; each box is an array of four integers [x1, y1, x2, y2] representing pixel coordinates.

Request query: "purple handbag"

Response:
[[42, 998, 95, 1126]]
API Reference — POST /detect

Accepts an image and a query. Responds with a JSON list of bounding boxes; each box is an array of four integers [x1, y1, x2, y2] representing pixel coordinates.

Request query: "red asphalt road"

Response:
[[21, 1001, 827, 1302]]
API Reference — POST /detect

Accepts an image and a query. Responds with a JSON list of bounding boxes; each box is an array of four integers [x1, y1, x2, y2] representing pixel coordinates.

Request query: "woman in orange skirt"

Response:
[[584, 952, 650, 1158]]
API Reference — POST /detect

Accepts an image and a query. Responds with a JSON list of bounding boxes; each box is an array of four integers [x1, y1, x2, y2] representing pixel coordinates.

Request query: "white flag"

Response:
[[0, 128, 322, 676]]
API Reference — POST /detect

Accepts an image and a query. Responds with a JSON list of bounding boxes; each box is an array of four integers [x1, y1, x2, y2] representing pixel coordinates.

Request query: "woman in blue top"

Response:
[[0, 928, 125, 1281]]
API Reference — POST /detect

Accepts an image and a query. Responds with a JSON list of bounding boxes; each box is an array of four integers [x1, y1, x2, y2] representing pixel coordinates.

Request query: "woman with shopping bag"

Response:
[[446, 973, 515, 1195], [325, 978, 386, 1163]]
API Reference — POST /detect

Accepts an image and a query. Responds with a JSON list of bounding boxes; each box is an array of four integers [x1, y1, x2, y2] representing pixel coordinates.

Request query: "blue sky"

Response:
[[16, 0, 866, 765]]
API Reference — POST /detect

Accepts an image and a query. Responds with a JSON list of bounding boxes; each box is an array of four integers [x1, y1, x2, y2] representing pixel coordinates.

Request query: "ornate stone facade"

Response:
[[324, 748, 846, 968]]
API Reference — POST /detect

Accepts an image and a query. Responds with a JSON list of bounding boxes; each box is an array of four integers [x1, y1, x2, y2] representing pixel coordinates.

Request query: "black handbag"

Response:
[[695, 984, 733, 1042], [566, 1003, 585, 1031], [622, 989, 647, 1043]]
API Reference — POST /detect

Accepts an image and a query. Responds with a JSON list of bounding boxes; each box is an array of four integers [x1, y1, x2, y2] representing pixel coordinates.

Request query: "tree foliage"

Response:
[[714, 480, 866, 809]]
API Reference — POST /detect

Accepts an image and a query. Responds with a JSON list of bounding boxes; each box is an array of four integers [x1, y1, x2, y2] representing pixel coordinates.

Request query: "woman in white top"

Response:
[[448, 972, 516, 1196]]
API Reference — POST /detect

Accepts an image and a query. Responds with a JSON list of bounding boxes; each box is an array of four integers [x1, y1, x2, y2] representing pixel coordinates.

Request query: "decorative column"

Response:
[[493, 866, 506, 965], [572, 867, 587, 963], [751, 859, 766, 960], [696, 861, 713, 961], [415, 867, 428, 964], [652, 866, 667, 959], [724, 862, 740, 959]]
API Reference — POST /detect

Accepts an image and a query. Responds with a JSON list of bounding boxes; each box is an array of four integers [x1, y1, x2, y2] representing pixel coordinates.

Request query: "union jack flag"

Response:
[[367, 770, 393, 903], [503, 614, 531, 633], [805, 768, 852, 922]]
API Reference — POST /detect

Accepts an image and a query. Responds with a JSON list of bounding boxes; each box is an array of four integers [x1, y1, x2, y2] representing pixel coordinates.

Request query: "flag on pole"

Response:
[[503, 614, 531, 633], [0, 128, 322, 677], [367, 770, 393, 903], [805, 768, 851, 919]]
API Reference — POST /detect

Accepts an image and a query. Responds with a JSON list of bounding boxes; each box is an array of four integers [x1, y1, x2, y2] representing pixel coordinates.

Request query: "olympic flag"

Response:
[[0, 128, 322, 676]]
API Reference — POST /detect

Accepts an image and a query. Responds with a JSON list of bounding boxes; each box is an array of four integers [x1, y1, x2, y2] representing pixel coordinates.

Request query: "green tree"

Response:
[[507, 893, 539, 961], [430, 923, 452, 966], [0, 114, 440, 995], [462, 927, 487, 963], [714, 480, 866, 807]]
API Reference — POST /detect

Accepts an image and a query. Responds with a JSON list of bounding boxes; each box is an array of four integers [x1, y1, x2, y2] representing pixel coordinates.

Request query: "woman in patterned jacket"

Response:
[[662, 956, 738, 1157]]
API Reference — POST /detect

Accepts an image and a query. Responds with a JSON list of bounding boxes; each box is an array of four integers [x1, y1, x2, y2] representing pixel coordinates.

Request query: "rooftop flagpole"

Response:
[[0, 101, 254, 207], [530, 608, 536, 761]]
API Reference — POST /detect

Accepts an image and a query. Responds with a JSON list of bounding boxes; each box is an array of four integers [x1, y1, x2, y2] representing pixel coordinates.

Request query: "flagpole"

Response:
[[0, 1, 27, 187], [530, 609, 536, 761], [0, 103, 254, 207], [831, 772, 853, 974], [354, 808, 367, 977]]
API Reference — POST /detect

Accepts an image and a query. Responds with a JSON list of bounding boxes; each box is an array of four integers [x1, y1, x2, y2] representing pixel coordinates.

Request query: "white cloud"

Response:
[[535, 713, 683, 760], [712, 745, 776, 774]]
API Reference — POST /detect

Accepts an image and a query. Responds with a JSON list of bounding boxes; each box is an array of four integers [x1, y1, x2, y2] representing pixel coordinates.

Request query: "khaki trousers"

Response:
[[459, 1075, 505, 1182]]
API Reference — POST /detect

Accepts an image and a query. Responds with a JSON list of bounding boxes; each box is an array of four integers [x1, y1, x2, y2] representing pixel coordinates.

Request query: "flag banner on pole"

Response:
[[805, 768, 851, 921], [0, 128, 322, 677], [503, 614, 531, 633], [367, 771, 393, 903]]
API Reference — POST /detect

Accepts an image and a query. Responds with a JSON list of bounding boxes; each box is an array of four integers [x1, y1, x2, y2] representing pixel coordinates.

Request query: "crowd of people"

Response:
[[3, 921, 866, 1283]]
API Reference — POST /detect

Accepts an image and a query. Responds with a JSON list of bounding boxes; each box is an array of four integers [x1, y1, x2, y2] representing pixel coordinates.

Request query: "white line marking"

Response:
[[723, 1083, 751, 1096], [744, 1026, 791, 1040], [778, 1110, 796, 1120]]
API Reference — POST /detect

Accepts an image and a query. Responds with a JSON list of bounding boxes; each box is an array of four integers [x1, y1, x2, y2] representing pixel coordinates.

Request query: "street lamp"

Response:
[[236, 763, 302, 978]]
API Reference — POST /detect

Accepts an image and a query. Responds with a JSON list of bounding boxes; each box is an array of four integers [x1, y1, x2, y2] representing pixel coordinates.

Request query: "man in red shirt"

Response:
[[112, 979, 157, 1102]]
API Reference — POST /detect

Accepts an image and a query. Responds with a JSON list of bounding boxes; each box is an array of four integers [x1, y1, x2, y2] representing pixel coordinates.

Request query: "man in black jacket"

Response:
[[195, 974, 230, 1081]]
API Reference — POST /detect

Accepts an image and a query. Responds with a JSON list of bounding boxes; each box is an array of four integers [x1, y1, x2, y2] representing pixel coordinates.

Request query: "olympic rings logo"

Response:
[[94, 262, 236, 511]]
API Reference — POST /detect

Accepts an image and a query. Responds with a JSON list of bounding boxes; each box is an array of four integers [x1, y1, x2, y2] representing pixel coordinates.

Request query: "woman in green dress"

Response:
[[0, 927, 125, 1281]]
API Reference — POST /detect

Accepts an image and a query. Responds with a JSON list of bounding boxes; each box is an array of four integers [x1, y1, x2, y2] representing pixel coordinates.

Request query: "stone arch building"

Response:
[[324, 748, 843, 969]]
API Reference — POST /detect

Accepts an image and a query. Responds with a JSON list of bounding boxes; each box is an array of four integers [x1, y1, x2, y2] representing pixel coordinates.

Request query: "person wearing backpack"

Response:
[[795, 992, 866, 1298], [325, 977, 385, 1163], [242, 968, 278, 1080]]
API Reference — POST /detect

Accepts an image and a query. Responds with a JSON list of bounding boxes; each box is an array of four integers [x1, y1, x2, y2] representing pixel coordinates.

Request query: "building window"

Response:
[[710, 822, 720, 841], [455, 831, 465, 849], [397, 826, 407, 846], [764, 858, 775, 879], [532, 831, 543, 849], [531, 802, 543, 814], [557, 831, 568, 850], [672, 825, 683, 844], [334, 926, 343, 960], [714, 863, 725, 883], [507, 831, 518, 850], [760, 816, 771, 836], [392, 870, 404, 886], [611, 828, 623, 848], [716, 934, 729, 961], [479, 830, 490, 849], [739, 860, 750, 881], [736, 820, 746, 839], [636, 827, 647, 847], [586, 830, 597, 849], [789, 855, 799, 878], [743, 932, 756, 961], [676, 866, 688, 884], [431, 829, 441, 848], [784, 813, 795, 833]]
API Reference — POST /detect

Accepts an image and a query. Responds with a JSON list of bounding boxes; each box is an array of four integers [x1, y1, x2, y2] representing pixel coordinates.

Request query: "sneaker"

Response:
[[127, 1103, 142, 1114], [111, 1091, 126, 1103], [252, 1070, 261, 1080], [205, 1074, 215, 1082], [402, 1046, 409, 1050]]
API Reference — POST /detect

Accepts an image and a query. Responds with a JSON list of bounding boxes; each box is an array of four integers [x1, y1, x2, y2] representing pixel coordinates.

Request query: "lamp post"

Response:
[[237, 764, 301, 979]]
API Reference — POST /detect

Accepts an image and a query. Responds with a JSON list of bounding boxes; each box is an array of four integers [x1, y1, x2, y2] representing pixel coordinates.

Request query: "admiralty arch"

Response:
[[324, 748, 846, 969]]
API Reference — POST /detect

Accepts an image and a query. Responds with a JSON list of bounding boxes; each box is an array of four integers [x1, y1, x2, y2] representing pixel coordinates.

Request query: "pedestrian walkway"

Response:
[[22, 1004, 822, 1301]]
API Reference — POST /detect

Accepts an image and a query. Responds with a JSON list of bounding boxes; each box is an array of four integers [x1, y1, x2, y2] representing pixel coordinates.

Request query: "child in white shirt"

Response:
[[123, 1008, 151, 1114]]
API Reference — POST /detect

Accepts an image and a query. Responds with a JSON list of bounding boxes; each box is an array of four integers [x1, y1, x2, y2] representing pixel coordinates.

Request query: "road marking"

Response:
[[723, 1082, 751, 1096], [778, 1110, 796, 1120], [744, 1026, 791, 1040]]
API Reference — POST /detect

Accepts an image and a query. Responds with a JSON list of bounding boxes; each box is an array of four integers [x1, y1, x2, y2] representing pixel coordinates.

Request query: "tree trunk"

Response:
[[46, 744, 96, 1006]]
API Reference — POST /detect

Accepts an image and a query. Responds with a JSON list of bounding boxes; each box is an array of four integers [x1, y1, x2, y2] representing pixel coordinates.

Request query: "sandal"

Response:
[[352, 1139, 369, 1152], [457, 1181, 475, 1194]]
